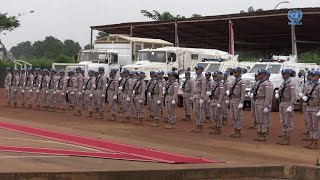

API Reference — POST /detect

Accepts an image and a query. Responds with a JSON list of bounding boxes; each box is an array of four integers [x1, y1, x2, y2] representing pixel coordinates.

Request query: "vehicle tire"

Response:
[[271, 94, 279, 112], [178, 95, 183, 107]]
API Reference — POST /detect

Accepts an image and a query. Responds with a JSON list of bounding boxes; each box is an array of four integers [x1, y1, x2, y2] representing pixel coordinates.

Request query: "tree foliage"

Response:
[[0, 13, 20, 34], [141, 10, 202, 21], [240, 6, 264, 13], [10, 36, 81, 62], [96, 31, 108, 39]]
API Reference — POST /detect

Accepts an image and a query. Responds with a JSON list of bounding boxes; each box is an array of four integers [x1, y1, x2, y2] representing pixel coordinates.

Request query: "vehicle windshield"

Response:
[[207, 63, 221, 72], [78, 52, 106, 62], [193, 63, 209, 71], [137, 51, 166, 63], [249, 64, 268, 73], [267, 65, 281, 74]]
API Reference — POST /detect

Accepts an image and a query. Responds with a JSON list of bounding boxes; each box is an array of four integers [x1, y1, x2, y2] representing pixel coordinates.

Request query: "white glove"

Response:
[[126, 97, 130, 101], [82, 90, 85, 93], [246, 92, 250, 97], [139, 99, 143, 103], [132, 90, 136, 94], [162, 90, 166, 95], [302, 96, 308, 102], [226, 100, 229, 104], [6, 87, 9, 90], [14, 89, 17, 92], [190, 97, 193, 101], [45, 90, 49, 94], [22, 90, 25, 93], [53, 91, 56, 94], [275, 90, 279, 94], [206, 91, 212, 96], [82, 86, 85, 90], [217, 104, 221, 108], [298, 93, 303, 98], [316, 110, 320, 117], [71, 91, 74, 95], [118, 86, 123, 91], [286, 106, 293, 112], [238, 103, 244, 109], [89, 93, 93, 97], [199, 99, 204, 105], [61, 92, 65, 96], [226, 90, 230, 96], [275, 93, 279, 99], [78, 92, 82, 95], [171, 100, 176, 105], [157, 100, 161, 104], [249, 93, 254, 99], [147, 92, 151, 97], [208, 99, 210, 103], [93, 84, 96, 89], [263, 107, 269, 113], [36, 89, 39, 93], [29, 89, 32, 93], [113, 95, 117, 99], [101, 94, 105, 97], [56, 90, 60, 93]]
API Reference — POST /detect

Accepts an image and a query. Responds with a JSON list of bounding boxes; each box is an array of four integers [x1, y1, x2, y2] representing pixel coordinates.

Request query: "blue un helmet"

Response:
[[98, 67, 105, 71], [223, 72, 229, 78], [257, 69, 268, 75], [233, 67, 242, 73], [59, 69, 65, 73], [27, 67, 33, 71], [281, 69, 291, 75], [195, 64, 204, 70], [123, 69, 130, 74], [150, 71, 156, 75], [5, 67, 11, 71], [75, 66, 82, 71], [14, 68, 19, 72], [213, 71, 223, 77], [205, 71, 212, 76], [21, 68, 26, 71], [110, 68, 118, 73], [311, 70, 320, 76], [50, 69, 57, 73]]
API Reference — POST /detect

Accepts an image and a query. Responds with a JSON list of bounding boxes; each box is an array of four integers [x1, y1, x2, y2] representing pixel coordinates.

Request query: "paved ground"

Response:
[[0, 88, 318, 173]]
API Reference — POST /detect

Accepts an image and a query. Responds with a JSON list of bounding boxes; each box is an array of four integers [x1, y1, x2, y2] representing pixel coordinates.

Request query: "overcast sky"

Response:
[[1, 0, 319, 50]]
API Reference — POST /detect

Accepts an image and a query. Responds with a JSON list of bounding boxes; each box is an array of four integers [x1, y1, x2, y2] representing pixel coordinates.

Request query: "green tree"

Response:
[[63, 39, 81, 56], [0, 13, 20, 35], [96, 31, 108, 39], [10, 41, 32, 60], [141, 10, 202, 21], [240, 6, 264, 13], [84, 44, 91, 50]]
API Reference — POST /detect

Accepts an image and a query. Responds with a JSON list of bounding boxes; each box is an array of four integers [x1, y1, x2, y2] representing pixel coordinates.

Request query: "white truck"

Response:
[[94, 34, 173, 69], [242, 56, 318, 111], [52, 49, 120, 76], [122, 47, 238, 80]]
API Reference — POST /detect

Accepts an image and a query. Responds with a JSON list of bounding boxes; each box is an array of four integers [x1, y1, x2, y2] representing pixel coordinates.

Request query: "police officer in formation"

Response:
[[4, 66, 320, 149]]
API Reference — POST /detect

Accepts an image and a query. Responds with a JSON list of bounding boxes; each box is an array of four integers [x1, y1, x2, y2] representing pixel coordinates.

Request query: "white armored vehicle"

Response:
[[242, 55, 318, 111]]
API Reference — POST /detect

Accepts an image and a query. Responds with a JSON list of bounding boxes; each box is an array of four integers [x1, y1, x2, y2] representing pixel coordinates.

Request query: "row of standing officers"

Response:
[[4, 66, 320, 149]]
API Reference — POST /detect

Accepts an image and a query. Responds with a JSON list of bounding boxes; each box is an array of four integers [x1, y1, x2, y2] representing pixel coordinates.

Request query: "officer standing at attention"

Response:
[[84, 70, 96, 117], [95, 67, 108, 119], [41, 69, 50, 111], [265, 70, 273, 134], [18, 68, 27, 108], [204, 71, 213, 123], [150, 71, 164, 127], [275, 69, 296, 145], [107, 69, 119, 121], [248, 73, 259, 129], [164, 71, 179, 129], [48, 69, 58, 112], [303, 70, 320, 149], [57, 69, 67, 112], [191, 65, 206, 133], [228, 67, 246, 138], [67, 70, 75, 110], [209, 71, 225, 135], [181, 68, 194, 121], [73, 67, 84, 116], [25, 68, 34, 109], [146, 71, 156, 121], [253, 69, 273, 141], [133, 72, 146, 125], [120, 69, 133, 123], [300, 71, 313, 139], [33, 68, 42, 110], [11, 68, 20, 108], [4, 67, 12, 105]]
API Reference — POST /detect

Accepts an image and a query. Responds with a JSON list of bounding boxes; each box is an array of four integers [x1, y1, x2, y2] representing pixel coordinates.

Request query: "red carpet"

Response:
[[0, 121, 219, 164], [0, 145, 153, 162]]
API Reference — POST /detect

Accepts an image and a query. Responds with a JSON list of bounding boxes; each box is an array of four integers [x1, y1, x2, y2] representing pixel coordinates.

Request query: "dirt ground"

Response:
[[0, 88, 319, 173]]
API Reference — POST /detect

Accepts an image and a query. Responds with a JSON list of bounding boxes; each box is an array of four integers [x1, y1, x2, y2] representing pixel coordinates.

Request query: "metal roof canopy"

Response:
[[91, 8, 320, 54]]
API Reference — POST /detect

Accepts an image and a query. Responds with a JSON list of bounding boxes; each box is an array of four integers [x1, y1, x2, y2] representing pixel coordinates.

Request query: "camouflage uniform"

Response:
[[107, 74, 119, 120], [133, 77, 146, 124], [18, 72, 27, 107], [25, 72, 34, 108], [33, 72, 42, 109], [150, 76, 163, 126], [276, 77, 296, 145], [5, 71, 12, 104], [204, 78, 213, 122], [57, 74, 67, 111], [181, 78, 194, 120], [95, 72, 108, 118], [222, 79, 230, 125], [122, 76, 133, 121], [41, 74, 50, 110], [164, 79, 179, 127], [210, 80, 225, 134], [192, 73, 206, 132], [11, 71, 20, 107], [146, 77, 156, 119], [74, 72, 84, 115]]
